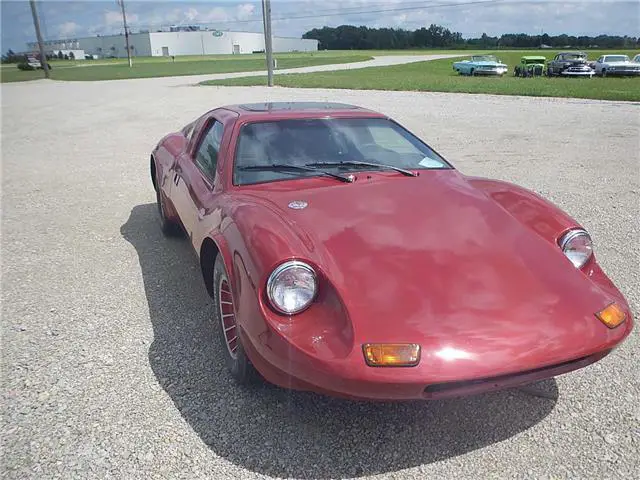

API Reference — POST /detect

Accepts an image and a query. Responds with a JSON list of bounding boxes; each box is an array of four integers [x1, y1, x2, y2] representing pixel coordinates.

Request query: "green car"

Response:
[[514, 56, 546, 77]]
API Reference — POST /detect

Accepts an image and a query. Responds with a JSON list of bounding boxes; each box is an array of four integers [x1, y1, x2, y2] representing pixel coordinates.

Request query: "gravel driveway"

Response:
[[2, 76, 639, 479]]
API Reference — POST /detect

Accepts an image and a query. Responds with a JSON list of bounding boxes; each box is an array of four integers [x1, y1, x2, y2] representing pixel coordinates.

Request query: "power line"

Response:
[[128, 0, 508, 28]]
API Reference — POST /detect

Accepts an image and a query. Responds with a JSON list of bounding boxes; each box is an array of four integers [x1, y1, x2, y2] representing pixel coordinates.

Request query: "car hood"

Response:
[[242, 170, 618, 371], [605, 61, 636, 66]]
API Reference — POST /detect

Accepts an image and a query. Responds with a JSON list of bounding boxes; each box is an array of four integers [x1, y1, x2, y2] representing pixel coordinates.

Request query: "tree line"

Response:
[[2, 49, 76, 63], [302, 25, 639, 50]]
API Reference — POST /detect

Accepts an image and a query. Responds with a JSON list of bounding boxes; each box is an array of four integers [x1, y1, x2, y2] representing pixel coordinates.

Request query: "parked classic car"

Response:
[[150, 102, 633, 401], [514, 56, 546, 77], [546, 51, 594, 77], [452, 55, 508, 76], [593, 54, 640, 76]]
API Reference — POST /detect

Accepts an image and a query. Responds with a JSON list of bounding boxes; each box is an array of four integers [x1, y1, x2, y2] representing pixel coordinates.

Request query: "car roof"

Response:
[[220, 102, 382, 118], [558, 51, 587, 55], [522, 56, 546, 60]]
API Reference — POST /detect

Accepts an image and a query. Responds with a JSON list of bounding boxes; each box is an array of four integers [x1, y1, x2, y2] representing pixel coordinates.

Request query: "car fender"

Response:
[[467, 176, 583, 246]]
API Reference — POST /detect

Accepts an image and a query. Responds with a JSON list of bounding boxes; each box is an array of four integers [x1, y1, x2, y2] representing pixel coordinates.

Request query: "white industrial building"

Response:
[[27, 30, 318, 58]]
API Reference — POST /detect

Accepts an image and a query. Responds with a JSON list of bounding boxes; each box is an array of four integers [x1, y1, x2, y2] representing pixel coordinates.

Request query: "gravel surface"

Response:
[[2, 74, 639, 480]]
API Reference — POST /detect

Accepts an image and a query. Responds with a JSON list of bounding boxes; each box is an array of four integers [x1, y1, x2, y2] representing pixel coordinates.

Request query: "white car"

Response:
[[593, 54, 640, 77], [633, 54, 640, 64]]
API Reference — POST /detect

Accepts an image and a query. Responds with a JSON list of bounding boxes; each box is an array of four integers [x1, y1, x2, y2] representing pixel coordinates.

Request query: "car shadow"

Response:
[[121, 203, 558, 479]]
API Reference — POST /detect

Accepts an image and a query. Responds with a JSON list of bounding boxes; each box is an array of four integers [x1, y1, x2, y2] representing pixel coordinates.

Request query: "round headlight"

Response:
[[267, 261, 317, 315], [559, 229, 593, 269]]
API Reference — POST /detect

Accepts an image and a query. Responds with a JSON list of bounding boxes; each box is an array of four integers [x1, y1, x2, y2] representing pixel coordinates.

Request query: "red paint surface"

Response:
[[151, 104, 633, 400]]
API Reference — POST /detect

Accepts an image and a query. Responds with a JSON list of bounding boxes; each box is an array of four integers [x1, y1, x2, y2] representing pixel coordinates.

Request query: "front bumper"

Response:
[[243, 307, 633, 401], [245, 338, 615, 401], [561, 70, 595, 77], [474, 68, 508, 76], [604, 69, 640, 76]]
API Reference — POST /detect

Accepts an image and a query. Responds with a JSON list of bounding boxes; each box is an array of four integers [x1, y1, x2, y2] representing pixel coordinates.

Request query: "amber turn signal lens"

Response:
[[363, 344, 421, 367], [595, 303, 626, 329]]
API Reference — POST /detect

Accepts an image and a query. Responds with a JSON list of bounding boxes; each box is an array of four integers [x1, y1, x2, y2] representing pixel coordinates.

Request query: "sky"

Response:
[[1, 0, 639, 53]]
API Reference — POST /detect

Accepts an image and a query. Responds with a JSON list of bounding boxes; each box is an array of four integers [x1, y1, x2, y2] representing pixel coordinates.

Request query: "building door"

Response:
[[232, 44, 240, 54], [162, 46, 169, 56]]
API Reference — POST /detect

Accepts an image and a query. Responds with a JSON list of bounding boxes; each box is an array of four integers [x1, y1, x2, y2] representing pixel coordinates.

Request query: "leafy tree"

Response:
[[68, 51, 75, 60], [1, 49, 21, 64], [303, 25, 637, 50], [57, 50, 64, 60]]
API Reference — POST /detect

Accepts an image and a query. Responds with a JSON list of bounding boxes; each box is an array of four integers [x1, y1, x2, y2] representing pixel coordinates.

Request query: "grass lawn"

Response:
[[201, 50, 640, 102], [0, 53, 372, 82]]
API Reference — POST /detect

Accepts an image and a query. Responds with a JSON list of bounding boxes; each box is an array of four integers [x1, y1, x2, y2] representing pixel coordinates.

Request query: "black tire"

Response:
[[470, 69, 475, 76], [155, 188, 181, 237], [601, 69, 607, 77], [212, 255, 257, 384]]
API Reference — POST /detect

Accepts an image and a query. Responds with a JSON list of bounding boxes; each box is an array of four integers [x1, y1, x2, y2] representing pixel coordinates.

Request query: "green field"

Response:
[[201, 50, 640, 102], [0, 52, 372, 83]]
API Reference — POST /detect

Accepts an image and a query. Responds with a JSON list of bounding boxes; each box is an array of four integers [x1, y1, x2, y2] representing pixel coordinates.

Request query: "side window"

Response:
[[195, 120, 224, 180]]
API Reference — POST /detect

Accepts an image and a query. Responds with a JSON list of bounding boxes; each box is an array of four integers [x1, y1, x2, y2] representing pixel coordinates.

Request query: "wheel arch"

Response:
[[150, 154, 158, 192], [200, 234, 234, 298]]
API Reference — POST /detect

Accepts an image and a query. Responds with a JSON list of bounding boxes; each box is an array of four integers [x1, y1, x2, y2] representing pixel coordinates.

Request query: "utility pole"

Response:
[[261, 0, 274, 86], [117, 0, 132, 67], [29, 0, 49, 78]]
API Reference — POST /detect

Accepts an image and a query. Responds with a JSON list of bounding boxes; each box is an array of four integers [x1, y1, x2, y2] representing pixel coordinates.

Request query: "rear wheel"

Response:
[[212, 255, 257, 384], [155, 188, 181, 236]]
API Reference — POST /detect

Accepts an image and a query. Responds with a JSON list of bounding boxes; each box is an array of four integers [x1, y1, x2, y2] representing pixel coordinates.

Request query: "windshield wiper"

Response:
[[238, 164, 353, 183], [305, 161, 417, 177]]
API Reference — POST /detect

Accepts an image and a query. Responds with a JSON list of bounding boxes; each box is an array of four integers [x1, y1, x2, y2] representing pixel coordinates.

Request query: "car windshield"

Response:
[[233, 118, 450, 185], [524, 58, 544, 64], [563, 54, 586, 60], [472, 55, 497, 62], [604, 55, 629, 62]]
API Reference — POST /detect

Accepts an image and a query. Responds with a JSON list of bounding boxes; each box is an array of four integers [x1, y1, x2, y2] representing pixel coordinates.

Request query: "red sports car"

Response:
[[150, 102, 633, 401]]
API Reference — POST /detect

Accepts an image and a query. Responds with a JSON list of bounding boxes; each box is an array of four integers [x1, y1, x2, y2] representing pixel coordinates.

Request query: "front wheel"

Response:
[[212, 255, 257, 384]]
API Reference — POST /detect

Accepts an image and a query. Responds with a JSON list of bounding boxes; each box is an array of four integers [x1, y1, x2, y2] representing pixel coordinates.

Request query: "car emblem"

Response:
[[288, 200, 308, 210]]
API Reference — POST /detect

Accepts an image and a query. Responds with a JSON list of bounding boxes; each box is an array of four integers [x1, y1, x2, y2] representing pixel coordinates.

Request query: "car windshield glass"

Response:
[[233, 118, 450, 185], [564, 54, 586, 60], [604, 55, 629, 62], [472, 55, 497, 62]]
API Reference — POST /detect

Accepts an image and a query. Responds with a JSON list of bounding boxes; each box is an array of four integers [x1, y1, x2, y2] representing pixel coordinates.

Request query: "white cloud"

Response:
[[236, 4, 256, 21], [58, 21, 80, 37], [393, 14, 407, 26], [104, 10, 139, 27], [201, 7, 231, 23], [184, 8, 199, 22]]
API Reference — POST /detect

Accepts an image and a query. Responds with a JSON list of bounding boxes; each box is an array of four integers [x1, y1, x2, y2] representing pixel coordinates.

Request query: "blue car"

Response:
[[453, 55, 508, 76]]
